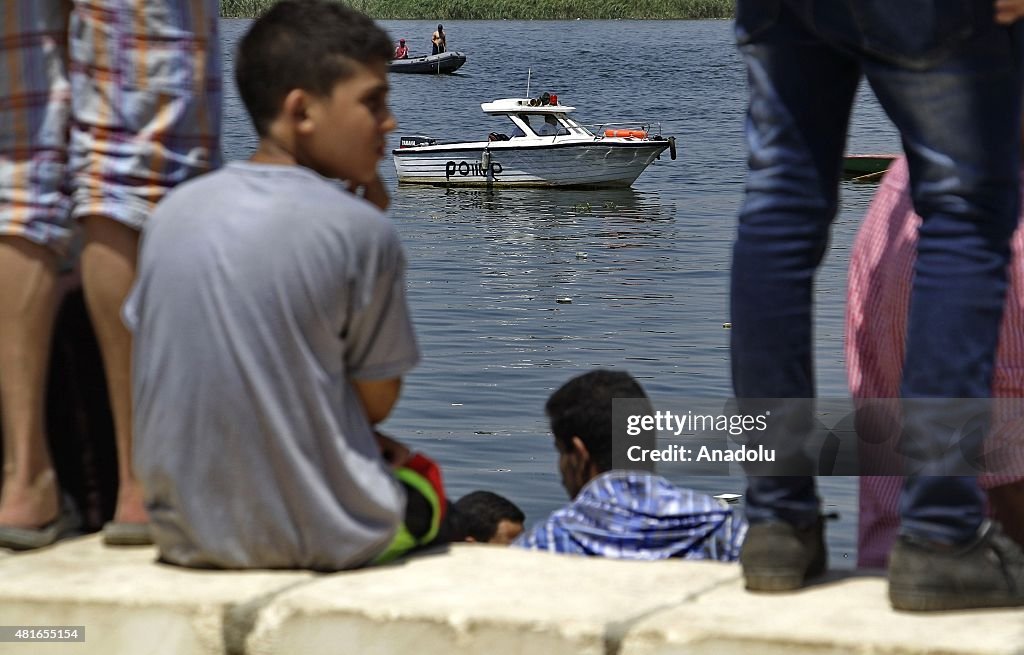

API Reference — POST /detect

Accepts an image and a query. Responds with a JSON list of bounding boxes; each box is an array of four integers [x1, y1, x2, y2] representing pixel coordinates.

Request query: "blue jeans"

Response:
[[732, 0, 1024, 543]]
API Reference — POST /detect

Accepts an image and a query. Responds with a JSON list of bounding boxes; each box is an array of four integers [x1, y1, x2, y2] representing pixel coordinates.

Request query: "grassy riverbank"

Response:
[[220, 0, 733, 20]]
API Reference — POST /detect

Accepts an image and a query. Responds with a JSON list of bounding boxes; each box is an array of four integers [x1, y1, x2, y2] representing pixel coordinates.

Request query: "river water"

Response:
[[220, 19, 902, 567]]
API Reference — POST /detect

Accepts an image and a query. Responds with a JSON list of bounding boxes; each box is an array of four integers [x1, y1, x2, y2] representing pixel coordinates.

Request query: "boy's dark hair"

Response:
[[545, 369, 654, 472], [453, 491, 525, 542], [235, 0, 393, 136]]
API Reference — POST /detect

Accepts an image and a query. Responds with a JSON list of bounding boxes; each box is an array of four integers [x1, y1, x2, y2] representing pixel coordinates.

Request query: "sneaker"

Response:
[[740, 517, 826, 592], [889, 521, 1024, 612]]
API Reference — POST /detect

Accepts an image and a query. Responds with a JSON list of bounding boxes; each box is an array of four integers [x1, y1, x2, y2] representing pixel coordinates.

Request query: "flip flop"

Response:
[[0, 496, 82, 551], [102, 521, 153, 546]]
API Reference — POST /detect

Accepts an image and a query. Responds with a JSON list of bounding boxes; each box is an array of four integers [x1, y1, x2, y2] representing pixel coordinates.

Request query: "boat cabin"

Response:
[[481, 96, 593, 140]]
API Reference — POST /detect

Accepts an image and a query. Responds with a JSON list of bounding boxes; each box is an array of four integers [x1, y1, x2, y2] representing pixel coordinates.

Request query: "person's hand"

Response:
[[995, 0, 1024, 24], [375, 431, 412, 469], [347, 174, 390, 211]]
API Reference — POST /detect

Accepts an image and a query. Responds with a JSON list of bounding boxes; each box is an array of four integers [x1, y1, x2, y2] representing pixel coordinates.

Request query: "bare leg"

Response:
[[0, 237, 60, 528], [80, 216, 147, 525]]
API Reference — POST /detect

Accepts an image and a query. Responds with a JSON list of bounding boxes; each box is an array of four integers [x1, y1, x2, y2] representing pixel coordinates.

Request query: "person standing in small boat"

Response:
[[431, 24, 446, 55], [394, 38, 408, 59]]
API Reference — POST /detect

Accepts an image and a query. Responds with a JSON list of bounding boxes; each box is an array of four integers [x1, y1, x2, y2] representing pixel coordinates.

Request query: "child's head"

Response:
[[453, 491, 525, 544], [235, 0, 396, 183]]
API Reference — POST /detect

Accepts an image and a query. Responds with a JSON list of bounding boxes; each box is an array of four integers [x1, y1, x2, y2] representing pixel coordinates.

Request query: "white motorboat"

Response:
[[393, 93, 676, 188]]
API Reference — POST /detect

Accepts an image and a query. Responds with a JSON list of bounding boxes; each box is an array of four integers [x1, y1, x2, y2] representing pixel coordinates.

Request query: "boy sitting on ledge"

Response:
[[125, 0, 440, 570]]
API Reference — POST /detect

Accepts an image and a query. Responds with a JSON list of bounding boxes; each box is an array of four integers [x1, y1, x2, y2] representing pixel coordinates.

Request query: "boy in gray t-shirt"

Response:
[[124, 1, 423, 570]]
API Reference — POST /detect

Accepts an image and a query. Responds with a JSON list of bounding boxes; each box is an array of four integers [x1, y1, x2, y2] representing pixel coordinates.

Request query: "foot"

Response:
[[889, 521, 1024, 611], [102, 480, 152, 546], [740, 517, 826, 592], [111, 479, 149, 526], [0, 471, 59, 530], [0, 493, 81, 551]]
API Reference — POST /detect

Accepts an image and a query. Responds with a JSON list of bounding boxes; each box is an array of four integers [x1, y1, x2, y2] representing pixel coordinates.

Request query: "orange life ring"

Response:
[[603, 128, 648, 139]]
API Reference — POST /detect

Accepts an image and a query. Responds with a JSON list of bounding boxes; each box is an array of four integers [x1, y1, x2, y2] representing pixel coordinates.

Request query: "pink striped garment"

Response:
[[846, 156, 1024, 569]]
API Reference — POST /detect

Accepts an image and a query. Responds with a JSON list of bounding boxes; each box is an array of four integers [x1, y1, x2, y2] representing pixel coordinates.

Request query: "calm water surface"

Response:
[[220, 19, 901, 567]]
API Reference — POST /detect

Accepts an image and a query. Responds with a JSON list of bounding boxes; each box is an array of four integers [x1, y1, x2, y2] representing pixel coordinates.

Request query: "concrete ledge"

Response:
[[621, 572, 1024, 655], [0, 539, 1022, 655], [246, 545, 739, 655], [0, 536, 312, 655]]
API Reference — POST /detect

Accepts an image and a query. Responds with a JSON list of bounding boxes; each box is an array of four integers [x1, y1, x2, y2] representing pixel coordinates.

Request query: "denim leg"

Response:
[[732, 4, 861, 526], [864, 22, 1024, 544]]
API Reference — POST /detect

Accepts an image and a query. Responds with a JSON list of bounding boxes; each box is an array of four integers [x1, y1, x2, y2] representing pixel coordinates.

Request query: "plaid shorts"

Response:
[[0, 0, 221, 255]]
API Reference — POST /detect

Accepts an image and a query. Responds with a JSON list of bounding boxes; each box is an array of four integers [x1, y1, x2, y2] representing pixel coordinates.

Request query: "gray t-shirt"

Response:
[[125, 162, 419, 570]]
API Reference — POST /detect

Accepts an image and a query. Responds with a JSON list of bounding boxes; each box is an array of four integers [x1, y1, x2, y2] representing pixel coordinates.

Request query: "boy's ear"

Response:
[[570, 435, 590, 463], [282, 88, 315, 133]]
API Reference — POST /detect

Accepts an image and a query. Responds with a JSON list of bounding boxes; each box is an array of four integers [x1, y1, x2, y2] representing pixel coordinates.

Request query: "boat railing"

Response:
[[582, 121, 665, 139]]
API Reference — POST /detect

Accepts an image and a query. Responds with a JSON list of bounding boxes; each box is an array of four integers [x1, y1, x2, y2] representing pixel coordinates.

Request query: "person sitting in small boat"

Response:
[[536, 114, 568, 137], [514, 370, 747, 561], [453, 491, 525, 544], [394, 38, 408, 59], [509, 115, 531, 138], [431, 24, 446, 55]]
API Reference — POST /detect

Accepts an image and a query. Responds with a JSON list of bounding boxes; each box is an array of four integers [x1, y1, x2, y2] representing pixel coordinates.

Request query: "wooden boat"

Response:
[[843, 154, 897, 183], [393, 94, 677, 188], [388, 51, 466, 74]]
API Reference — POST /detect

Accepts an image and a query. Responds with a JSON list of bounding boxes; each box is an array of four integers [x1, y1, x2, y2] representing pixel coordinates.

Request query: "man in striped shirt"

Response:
[[514, 370, 747, 561]]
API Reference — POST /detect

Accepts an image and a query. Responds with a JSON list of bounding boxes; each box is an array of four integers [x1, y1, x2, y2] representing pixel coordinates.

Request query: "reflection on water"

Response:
[[408, 185, 657, 218]]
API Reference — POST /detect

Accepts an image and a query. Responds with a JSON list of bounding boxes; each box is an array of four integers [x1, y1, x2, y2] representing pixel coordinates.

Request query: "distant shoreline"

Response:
[[220, 0, 734, 20]]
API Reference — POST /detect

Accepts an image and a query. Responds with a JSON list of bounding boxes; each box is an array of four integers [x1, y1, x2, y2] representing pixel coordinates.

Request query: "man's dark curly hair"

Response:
[[545, 369, 654, 472], [235, 0, 393, 136]]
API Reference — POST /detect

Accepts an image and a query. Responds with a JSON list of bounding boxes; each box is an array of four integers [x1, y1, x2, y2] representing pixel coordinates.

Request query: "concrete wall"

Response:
[[0, 537, 1021, 654]]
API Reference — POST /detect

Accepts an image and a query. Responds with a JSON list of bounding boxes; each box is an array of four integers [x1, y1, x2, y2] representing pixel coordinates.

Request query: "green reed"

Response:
[[220, 0, 733, 20], [221, 0, 271, 18]]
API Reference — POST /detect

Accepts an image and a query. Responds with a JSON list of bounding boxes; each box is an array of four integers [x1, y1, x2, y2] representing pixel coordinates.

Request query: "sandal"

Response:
[[0, 495, 82, 551]]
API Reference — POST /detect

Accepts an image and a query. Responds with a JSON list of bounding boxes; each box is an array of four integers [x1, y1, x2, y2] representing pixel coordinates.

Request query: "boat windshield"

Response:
[[505, 112, 592, 138]]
